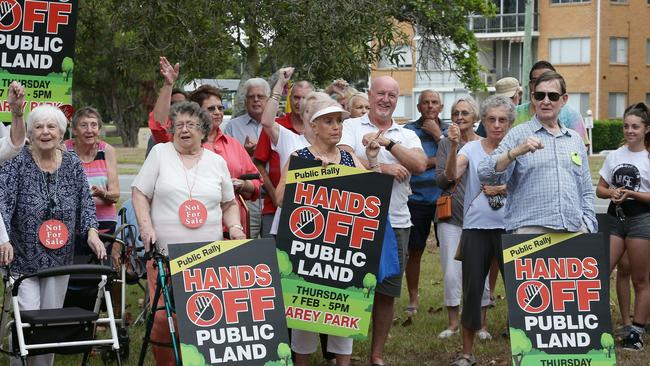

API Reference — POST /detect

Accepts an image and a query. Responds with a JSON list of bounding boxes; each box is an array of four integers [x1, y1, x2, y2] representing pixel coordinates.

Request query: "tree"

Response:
[[362, 273, 377, 298], [600, 332, 614, 358], [74, 0, 233, 146], [180, 343, 207, 366], [510, 328, 533, 366], [276, 342, 292, 366], [276, 250, 293, 276], [61, 57, 74, 81], [74, 1, 494, 144]]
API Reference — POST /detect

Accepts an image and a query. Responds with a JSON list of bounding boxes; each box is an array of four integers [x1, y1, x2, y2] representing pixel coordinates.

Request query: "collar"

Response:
[[360, 114, 400, 132], [244, 113, 261, 125], [530, 115, 570, 136]]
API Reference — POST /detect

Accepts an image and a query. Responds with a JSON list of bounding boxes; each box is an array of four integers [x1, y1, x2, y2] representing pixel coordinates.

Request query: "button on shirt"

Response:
[[339, 114, 423, 228], [223, 113, 263, 146], [478, 117, 597, 233]]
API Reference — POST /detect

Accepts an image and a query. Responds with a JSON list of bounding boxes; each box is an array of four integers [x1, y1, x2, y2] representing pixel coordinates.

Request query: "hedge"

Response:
[[592, 119, 623, 152]]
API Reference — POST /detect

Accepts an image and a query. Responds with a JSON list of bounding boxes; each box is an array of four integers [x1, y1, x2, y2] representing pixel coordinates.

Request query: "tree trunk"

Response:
[[233, 42, 261, 117]]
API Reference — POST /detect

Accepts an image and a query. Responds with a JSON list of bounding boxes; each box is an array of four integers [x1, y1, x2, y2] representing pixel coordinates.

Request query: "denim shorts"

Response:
[[609, 212, 650, 240]]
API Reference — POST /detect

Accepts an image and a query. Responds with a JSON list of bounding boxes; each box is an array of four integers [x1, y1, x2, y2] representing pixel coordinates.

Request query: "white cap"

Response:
[[309, 105, 350, 123]]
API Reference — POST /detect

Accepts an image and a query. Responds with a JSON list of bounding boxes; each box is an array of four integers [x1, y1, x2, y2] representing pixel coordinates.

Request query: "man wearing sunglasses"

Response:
[[478, 71, 597, 235], [513, 60, 589, 146]]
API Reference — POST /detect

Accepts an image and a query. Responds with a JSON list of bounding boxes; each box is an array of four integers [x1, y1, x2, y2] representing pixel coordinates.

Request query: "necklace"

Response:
[[32, 150, 61, 219], [73, 140, 98, 163]]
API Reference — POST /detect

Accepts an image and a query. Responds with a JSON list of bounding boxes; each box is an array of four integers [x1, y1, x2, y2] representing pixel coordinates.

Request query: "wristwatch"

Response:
[[385, 139, 397, 152]]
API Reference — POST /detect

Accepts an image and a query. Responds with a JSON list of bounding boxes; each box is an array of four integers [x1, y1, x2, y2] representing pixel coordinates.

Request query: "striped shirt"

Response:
[[478, 117, 597, 233], [403, 117, 443, 204]]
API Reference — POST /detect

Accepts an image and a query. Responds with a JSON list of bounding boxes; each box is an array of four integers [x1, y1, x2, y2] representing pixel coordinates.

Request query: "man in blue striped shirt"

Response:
[[478, 71, 597, 234], [403, 90, 445, 314]]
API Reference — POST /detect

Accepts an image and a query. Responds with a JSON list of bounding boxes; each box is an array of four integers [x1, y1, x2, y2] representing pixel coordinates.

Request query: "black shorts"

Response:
[[407, 201, 436, 251]]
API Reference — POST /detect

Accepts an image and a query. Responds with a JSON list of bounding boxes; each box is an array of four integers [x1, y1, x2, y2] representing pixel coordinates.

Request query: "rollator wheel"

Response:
[[118, 327, 130, 359]]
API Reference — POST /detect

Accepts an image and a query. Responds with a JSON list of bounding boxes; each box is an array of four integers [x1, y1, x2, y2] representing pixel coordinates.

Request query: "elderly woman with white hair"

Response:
[[0, 103, 106, 366]]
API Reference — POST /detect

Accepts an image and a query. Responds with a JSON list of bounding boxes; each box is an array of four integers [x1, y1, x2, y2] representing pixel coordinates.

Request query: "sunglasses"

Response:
[[533, 91, 563, 102], [206, 105, 225, 113]]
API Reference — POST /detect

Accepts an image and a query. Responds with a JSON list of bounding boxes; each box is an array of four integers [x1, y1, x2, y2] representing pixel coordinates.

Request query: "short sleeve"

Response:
[[401, 128, 423, 150], [254, 129, 272, 163], [132, 143, 163, 199], [598, 152, 614, 185], [219, 159, 235, 204], [339, 120, 357, 149]]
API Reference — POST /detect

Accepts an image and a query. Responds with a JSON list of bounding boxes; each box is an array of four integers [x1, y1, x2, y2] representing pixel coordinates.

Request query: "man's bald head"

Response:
[[368, 76, 399, 124]]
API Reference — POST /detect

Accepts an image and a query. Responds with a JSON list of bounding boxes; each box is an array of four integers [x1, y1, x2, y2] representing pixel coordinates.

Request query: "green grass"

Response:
[[115, 148, 146, 165]]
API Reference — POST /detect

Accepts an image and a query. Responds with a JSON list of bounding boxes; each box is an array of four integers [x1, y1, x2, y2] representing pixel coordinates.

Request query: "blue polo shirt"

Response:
[[403, 117, 444, 204]]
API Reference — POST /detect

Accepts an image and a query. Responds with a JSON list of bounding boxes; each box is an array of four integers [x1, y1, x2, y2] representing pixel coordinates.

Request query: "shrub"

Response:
[[592, 119, 623, 152]]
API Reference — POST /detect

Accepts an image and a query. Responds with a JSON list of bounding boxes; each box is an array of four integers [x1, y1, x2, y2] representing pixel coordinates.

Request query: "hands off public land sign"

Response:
[[0, 0, 77, 121], [169, 239, 292, 366], [502, 233, 616, 366], [276, 156, 392, 339]]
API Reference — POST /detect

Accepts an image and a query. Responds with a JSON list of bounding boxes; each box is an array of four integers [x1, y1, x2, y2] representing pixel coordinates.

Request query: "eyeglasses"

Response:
[[206, 105, 225, 113], [78, 122, 99, 130], [174, 122, 200, 130], [533, 91, 563, 102], [452, 110, 471, 117]]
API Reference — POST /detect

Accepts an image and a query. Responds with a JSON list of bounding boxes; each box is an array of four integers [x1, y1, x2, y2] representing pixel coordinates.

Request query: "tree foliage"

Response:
[[362, 273, 377, 298], [73, 0, 494, 145], [510, 328, 532, 366], [276, 342, 292, 366], [600, 332, 614, 358], [276, 250, 293, 276], [180, 343, 207, 366]]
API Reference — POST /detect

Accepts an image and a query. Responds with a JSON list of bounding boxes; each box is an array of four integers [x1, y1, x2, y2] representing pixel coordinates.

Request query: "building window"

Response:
[[610, 0, 628, 3], [608, 93, 627, 118], [647, 39, 650, 64], [567, 93, 590, 117], [378, 45, 413, 69], [551, 0, 590, 3], [549, 38, 590, 64], [609, 37, 628, 64], [646, 93, 650, 107]]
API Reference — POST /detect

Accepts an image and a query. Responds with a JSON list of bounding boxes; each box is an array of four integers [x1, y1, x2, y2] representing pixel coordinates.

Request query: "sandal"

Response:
[[450, 354, 476, 366], [405, 306, 418, 317]]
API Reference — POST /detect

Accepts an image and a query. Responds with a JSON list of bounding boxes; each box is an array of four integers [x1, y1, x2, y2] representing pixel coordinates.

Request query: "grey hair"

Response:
[[480, 96, 516, 124], [451, 95, 479, 120], [71, 106, 103, 130], [243, 77, 271, 97], [27, 105, 68, 139], [294, 80, 315, 92], [418, 90, 441, 105], [168, 101, 212, 143], [346, 92, 368, 110]]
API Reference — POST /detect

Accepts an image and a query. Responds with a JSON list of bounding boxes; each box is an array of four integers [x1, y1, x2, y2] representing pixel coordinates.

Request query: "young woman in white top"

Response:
[[596, 102, 650, 351]]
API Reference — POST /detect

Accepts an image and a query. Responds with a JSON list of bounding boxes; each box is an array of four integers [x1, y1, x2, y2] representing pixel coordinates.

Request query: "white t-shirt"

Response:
[[132, 142, 235, 254], [459, 140, 506, 229], [270, 125, 310, 235], [339, 115, 423, 228], [599, 145, 650, 193]]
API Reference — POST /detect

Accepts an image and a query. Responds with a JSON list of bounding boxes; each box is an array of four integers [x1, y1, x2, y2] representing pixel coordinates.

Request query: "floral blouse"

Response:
[[0, 147, 98, 275]]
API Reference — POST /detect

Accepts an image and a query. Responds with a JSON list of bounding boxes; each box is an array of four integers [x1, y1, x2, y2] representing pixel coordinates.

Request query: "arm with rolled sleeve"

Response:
[[478, 130, 518, 186]]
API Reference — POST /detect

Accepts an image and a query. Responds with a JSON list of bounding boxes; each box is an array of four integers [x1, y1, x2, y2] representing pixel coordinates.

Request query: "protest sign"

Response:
[[0, 0, 77, 121], [276, 156, 392, 338], [169, 239, 292, 366], [503, 233, 616, 366]]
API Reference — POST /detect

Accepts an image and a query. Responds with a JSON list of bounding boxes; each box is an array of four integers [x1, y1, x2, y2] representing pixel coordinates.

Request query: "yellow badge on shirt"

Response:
[[571, 151, 582, 166]]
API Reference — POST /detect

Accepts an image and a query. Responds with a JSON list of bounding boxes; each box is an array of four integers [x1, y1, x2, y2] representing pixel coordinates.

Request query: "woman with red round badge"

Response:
[[0, 104, 106, 366], [132, 101, 245, 365]]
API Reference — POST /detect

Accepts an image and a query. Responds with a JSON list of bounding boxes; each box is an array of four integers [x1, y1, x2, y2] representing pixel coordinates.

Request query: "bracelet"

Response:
[[270, 93, 281, 102], [385, 140, 396, 152], [506, 149, 515, 161], [88, 227, 99, 235], [370, 164, 380, 170], [229, 224, 244, 231], [11, 111, 23, 117]]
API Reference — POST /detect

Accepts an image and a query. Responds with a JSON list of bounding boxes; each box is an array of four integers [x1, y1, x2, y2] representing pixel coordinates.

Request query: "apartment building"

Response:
[[372, 0, 650, 121]]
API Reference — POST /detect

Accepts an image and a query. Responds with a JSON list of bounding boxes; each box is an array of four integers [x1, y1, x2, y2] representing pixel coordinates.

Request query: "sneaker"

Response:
[[438, 328, 459, 339], [477, 329, 492, 340], [614, 325, 632, 338], [621, 331, 644, 351]]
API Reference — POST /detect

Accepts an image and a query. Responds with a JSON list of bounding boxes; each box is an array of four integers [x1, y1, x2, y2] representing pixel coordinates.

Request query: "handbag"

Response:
[[436, 181, 459, 221]]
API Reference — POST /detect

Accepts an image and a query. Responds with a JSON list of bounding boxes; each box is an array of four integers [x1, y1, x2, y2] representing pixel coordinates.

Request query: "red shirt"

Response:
[[149, 113, 262, 232], [253, 112, 298, 214]]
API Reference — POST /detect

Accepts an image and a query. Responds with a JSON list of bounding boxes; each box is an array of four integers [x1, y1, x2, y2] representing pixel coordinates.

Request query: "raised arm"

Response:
[[7, 82, 26, 149], [261, 67, 294, 145], [152, 56, 179, 124]]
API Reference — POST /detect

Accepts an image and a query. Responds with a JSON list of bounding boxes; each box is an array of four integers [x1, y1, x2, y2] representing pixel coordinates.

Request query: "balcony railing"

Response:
[[468, 13, 539, 34]]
